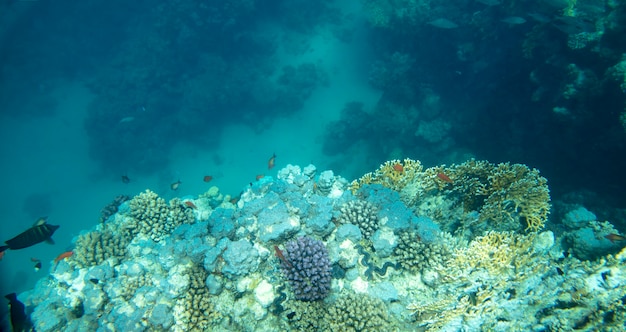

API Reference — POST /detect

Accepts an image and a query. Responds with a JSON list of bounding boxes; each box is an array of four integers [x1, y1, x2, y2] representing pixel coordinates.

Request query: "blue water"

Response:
[[1, 0, 625, 329]]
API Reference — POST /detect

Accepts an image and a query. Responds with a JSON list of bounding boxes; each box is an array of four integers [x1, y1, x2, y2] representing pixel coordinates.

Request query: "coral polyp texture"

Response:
[[279, 236, 332, 301], [17, 161, 626, 331]]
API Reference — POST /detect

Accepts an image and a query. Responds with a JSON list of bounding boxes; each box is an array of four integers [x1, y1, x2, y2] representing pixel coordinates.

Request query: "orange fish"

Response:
[[184, 201, 197, 209], [54, 251, 74, 264], [0, 251, 5, 261], [274, 245, 292, 268], [203, 175, 213, 183], [437, 172, 453, 183], [268, 153, 276, 170], [605, 233, 626, 243], [393, 163, 404, 172], [170, 179, 182, 191], [30, 257, 40, 262], [230, 197, 239, 204], [256, 174, 265, 181]]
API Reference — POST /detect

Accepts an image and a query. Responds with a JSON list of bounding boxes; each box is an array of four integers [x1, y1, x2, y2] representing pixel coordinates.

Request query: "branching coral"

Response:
[[447, 231, 536, 275], [72, 227, 130, 268], [127, 190, 195, 242], [337, 200, 379, 239], [349, 158, 423, 193], [443, 160, 551, 233], [325, 292, 391, 331], [175, 265, 219, 331], [394, 230, 452, 273]]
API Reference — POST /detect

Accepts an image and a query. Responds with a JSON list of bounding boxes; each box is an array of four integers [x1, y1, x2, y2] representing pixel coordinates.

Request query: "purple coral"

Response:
[[279, 236, 332, 301]]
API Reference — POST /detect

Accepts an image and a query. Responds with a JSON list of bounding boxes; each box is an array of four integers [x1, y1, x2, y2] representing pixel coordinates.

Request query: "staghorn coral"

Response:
[[337, 200, 379, 239], [325, 292, 391, 332]]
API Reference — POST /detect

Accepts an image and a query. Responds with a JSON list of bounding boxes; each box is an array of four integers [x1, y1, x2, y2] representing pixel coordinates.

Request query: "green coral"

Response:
[[325, 292, 391, 332]]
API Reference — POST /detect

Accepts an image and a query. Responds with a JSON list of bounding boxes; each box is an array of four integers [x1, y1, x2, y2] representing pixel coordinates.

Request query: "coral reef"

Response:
[[127, 190, 195, 242], [337, 200, 379, 239], [326, 292, 391, 331], [394, 229, 452, 274], [279, 236, 332, 301], [175, 265, 219, 331], [99, 195, 130, 224], [72, 226, 130, 268], [19, 161, 626, 330]]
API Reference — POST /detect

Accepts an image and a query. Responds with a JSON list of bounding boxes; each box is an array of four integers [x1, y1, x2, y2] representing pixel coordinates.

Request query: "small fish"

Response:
[[54, 250, 74, 264], [34, 261, 42, 272], [203, 175, 213, 183], [230, 197, 239, 205], [428, 18, 459, 29], [393, 163, 404, 172], [5, 293, 31, 332], [89, 278, 100, 285], [604, 233, 626, 243], [268, 153, 276, 170], [437, 172, 453, 183], [256, 174, 265, 181], [0, 217, 60, 255], [184, 201, 197, 209], [0, 251, 5, 260], [121, 175, 131, 183], [274, 245, 292, 268], [556, 267, 564, 275], [170, 180, 182, 191], [501, 16, 526, 25], [118, 116, 135, 124]]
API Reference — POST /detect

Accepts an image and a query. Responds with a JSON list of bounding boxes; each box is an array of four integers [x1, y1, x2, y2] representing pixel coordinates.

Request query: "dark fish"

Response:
[[89, 278, 100, 285], [121, 175, 131, 183], [170, 180, 182, 191], [34, 261, 42, 272], [604, 233, 626, 244], [0, 217, 60, 254], [5, 293, 32, 332]]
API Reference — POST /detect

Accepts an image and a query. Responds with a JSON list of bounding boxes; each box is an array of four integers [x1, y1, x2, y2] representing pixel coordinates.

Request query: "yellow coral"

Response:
[[350, 158, 422, 193]]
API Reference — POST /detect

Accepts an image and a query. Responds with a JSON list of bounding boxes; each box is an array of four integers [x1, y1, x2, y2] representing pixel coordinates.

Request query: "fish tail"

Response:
[[0, 245, 8, 253]]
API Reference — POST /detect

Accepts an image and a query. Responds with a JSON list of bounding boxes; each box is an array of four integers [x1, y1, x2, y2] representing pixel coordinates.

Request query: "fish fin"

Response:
[[45, 238, 55, 245], [34, 217, 48, 226], [0, 245, 8, 252]]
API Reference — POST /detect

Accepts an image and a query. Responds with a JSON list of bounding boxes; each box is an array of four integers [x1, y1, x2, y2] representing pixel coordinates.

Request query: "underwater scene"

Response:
[[1, 0, 626, 331]]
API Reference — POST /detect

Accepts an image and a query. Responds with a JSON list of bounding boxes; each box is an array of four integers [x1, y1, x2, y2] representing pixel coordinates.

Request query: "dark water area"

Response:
[[1, 0, 626, 328]]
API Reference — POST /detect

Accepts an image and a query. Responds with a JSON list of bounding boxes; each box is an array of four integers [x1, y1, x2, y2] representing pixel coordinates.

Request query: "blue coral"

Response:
[[280, 236, 332, 301]]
